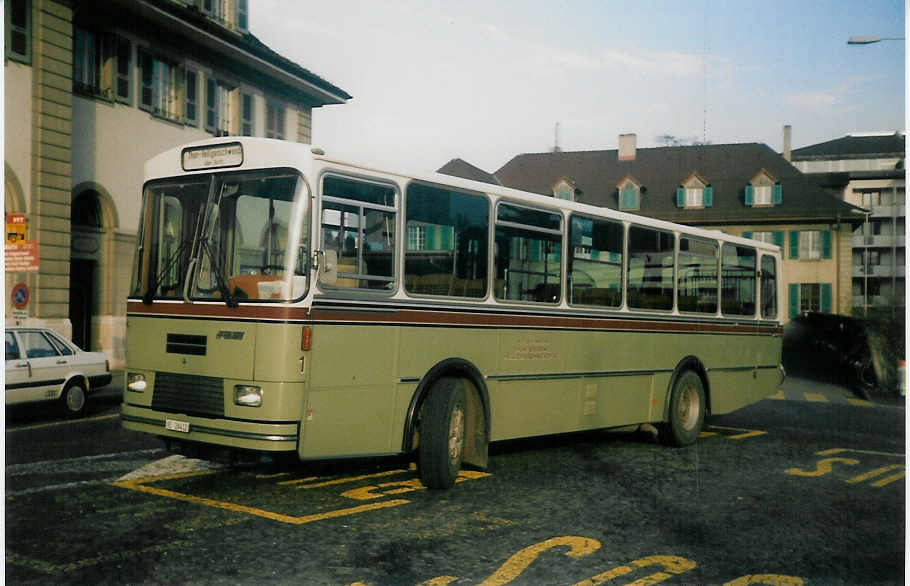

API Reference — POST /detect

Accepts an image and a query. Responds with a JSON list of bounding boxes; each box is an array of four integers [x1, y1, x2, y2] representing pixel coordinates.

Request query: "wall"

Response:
[[5, 61, 33, 208]]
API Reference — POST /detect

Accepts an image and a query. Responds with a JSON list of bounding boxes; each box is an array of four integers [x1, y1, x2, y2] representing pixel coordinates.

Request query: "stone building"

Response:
[[4, 0, 351, 367]]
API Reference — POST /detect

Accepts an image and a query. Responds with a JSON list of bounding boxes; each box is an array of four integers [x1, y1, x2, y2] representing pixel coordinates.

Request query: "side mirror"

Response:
[[320, 249, 338, 285]]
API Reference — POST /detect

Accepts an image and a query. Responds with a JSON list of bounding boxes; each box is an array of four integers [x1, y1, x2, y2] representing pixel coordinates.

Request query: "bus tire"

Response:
[[659, 371, 705, 447], [418, 378, 466, 489]]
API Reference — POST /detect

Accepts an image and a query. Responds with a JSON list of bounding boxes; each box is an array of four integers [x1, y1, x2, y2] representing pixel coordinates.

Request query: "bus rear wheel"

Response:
[[418, 378, 466, 489], [659, 371, 705, 447]]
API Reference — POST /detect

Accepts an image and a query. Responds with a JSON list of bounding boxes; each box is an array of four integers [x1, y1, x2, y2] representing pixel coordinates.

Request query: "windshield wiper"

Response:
[[199, 239, 238, 308], [142, 240, 190, 305]]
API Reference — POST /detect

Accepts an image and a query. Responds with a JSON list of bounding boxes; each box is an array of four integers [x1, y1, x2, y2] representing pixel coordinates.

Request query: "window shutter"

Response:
[[425, 226, 437, 250], [821, 230, 832, 259], [788, 283, 799, 318], [440, 226, 452, 250], [704, 186, 713, 207], [789, 231, 800, 259], [138, 49, 153, 111], [745, 184, 754, 206], [820, 283, 832, 313], [676, 187, 684, 208], [237, 0, 249, 32], [205, 77, 216, 133], [772, 183, 782, 204], [743, 231, 752, 240], [773, 231, 784, 248]]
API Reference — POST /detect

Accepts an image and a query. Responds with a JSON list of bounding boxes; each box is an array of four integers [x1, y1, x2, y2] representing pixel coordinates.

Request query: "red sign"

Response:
[[5, 241, 39, 272], [11, 283, 29, 308]]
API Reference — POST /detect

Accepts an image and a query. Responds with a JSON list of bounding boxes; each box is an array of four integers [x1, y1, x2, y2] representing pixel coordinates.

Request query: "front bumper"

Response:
[[121, 402, 299, 452]]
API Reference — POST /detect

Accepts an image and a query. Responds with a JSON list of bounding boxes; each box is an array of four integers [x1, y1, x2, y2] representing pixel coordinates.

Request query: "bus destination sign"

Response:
[[181, 142, 243, 171]]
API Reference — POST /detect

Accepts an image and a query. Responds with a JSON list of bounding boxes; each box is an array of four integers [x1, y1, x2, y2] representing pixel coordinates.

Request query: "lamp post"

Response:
[[847, 36, 905, 44]]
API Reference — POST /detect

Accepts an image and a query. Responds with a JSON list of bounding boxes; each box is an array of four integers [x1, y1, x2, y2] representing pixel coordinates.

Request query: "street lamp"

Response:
[[847, 36, 905, 45]]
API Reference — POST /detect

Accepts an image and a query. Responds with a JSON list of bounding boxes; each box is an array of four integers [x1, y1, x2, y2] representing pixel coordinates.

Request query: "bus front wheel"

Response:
[[418, 378, 466, 489], [659, 371, 705, 447]]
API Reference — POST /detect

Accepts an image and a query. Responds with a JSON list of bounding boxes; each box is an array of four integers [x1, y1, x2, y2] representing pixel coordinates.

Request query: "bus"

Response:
[[121, 137, 784, 488]]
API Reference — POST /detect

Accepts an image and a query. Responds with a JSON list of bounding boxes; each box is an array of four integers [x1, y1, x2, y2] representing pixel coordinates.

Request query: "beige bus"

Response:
[[122, 137, 784, 488]]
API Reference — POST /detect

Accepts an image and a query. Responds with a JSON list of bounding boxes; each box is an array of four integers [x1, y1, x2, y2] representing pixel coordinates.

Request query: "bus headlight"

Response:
[[127, 373, 147, 392], [234, 385, 263, 407]]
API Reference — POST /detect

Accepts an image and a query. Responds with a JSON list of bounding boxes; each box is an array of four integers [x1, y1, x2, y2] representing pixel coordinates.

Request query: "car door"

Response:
[[5, 332, 34, 404], [17, 330, 68, 402]]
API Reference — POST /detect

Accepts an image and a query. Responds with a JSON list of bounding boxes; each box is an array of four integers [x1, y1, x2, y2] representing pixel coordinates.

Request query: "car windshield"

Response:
[[131, 169, 308, 304]]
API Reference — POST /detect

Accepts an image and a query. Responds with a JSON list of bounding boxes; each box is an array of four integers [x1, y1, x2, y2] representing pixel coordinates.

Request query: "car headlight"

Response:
[[127, 372, 147, 392], [234, 385, 263, 407]]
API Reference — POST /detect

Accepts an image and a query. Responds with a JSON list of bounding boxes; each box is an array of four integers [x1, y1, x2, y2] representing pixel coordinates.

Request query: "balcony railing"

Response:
[[852, 234, 906, 248], [870, 204, 906, 218]]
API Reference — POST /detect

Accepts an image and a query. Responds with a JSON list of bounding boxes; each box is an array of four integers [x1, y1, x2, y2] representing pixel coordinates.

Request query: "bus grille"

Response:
[[152, 372, 225, 418]]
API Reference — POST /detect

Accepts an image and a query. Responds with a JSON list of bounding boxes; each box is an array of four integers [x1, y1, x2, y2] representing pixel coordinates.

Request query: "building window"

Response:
[[266, 102, 286, 139], [788, 283, 832, 317], [617, 178, 641, 210], [677, 174, 712, 209], [6, 0, 31, 64], [552, 178, 575, 202], [114, 37, 132, 103], [789, 230, 832, 260], [241, 92, 254, 136], [184, 68, 199, 126], [407, 224, 426, 251], [139, 49, 182, 122], [74, 29, 131, 102], [743, 231, 784, 247], [237, 0, 249, 32], [206, 77, 235, 136], [745, 172, 781, 207]]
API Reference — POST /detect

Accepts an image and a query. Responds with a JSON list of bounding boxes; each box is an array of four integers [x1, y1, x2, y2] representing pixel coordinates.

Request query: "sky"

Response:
[[254, 0, 906, 174]]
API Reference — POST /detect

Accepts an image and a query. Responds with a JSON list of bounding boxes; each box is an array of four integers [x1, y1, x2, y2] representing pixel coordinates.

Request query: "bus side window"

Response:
[[721, 244, 757, 316], [627, 226, 674, 311], [760, 255, 778, 319], [404, 183, 489, 298], [493, 203, 562, 304], [678, 237, 718, 314], [321, 175, 397, 290], [568, 215, 622, 307]]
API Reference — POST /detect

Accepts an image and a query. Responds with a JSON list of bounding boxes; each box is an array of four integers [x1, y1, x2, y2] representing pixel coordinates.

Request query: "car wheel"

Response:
[[60, 381, 87, 418]]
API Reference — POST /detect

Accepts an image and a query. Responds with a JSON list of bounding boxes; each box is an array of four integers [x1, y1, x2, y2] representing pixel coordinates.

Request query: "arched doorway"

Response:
[[69, 190, 104, 350]]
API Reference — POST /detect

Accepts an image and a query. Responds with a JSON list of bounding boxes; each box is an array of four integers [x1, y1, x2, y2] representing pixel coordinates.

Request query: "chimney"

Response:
[[783, 125, 792, 161], [618, 133, 637, 161]]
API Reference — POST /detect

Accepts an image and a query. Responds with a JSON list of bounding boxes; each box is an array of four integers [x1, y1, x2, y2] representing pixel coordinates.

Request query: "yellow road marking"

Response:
[[480, 536, 601, 586], [803, 392, 828, 403], [724, 575, 805, 585], [6, 541, 185, 574], [768, 390, 786, 400], [706, 425, 767, 440], [574, 555, 696, 586], [816, 448, 904, 458], [847, 398, 874, 407], [785, 457, 859, 477], [870, 471, 905, 487], [6, 412, 119, 432], [846, 464, 905, 485], [281, 468, 408, 489], [111, 477, 411, 525]]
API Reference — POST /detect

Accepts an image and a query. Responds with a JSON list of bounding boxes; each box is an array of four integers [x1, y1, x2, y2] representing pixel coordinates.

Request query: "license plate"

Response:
[[165, 418, 190, 433]]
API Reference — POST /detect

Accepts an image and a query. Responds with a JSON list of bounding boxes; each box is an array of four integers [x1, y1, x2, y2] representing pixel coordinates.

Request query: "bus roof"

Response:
[[144, 137, 782, 254]]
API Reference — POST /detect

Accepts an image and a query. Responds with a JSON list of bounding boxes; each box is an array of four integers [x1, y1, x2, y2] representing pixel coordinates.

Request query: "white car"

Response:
[[5, 327, 111, 417]]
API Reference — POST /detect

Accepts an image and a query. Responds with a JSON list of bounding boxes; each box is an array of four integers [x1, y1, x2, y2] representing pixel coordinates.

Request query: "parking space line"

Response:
[[847, 398, 874, 407], [6, 541, 186, 575], [6, 413, 120, 432], [846, 464, 904, 485], [803, 393, 828, 403], [706, 425, 767, 440], [816, 448, 903, 458], [281, 468, 407, 489], [768, 390, 786, 400]]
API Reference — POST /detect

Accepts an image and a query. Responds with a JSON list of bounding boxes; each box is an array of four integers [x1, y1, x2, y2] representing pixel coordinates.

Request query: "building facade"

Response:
[[4, 0, 351, 368], [789, 132, 905, 314], [441, 135, 865, 322]]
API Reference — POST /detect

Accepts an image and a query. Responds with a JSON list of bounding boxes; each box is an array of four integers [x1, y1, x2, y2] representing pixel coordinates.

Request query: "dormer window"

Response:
[[552, 177, 575, 202], [676, 173, 712, 209], [617, 176, 641, 210], [746, 170, 781, 207]]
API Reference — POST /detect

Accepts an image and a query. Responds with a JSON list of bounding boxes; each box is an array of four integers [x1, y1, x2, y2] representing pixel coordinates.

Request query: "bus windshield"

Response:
[[131, 169, 308, 303]]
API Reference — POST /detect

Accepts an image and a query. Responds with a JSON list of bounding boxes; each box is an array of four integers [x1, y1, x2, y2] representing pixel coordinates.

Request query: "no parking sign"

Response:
[[11, 283, 29, 310]]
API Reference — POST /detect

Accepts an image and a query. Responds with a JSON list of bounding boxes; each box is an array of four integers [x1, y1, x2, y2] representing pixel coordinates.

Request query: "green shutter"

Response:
[[821, 230, 832, 259], [704, 186, 713, 207], [745, 184, 754, 206], [772, 183, 782, 204], [820, 283, 832, 313], [789, 231, 800, 259], [440, 226, 452, 250], [743, 231, 752, 239], [677, 187, 685, 207], [426, 226, 437, 250], [773, 231, 785, 248], [788, 283, 799, 318]]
